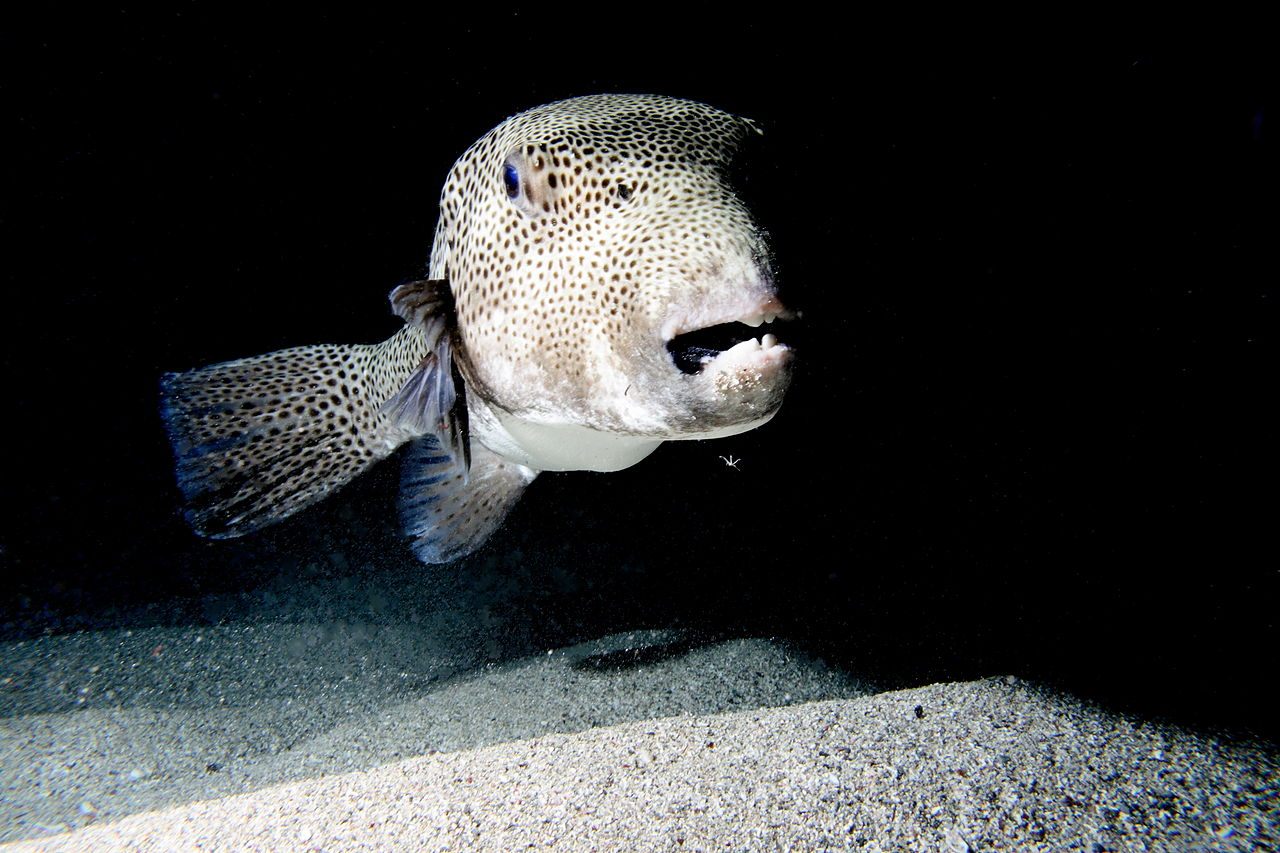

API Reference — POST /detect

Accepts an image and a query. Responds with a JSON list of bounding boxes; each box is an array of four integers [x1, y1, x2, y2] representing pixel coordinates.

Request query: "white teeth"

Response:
[[741, 313, 778, 328], [761, 333, 777, 349]]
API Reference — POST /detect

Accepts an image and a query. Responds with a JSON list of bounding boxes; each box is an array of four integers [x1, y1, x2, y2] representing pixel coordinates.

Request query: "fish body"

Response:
[[161, 94, 794, 562]]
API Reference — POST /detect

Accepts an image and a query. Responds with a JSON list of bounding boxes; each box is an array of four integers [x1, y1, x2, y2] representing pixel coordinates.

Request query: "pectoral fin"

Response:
[[379, 279, 471, 474]]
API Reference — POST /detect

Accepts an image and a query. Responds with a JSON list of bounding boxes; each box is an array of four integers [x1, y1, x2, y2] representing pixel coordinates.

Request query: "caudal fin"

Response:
[[160, 342, 401, 538]]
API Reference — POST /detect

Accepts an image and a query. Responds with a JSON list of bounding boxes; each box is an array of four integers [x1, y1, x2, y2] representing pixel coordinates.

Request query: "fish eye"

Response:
[[617, 184, 632, 201], [502, 163, 520, 199]]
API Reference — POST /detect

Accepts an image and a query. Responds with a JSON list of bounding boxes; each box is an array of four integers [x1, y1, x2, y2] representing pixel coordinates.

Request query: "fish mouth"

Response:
[[665, 303, 795, 375]]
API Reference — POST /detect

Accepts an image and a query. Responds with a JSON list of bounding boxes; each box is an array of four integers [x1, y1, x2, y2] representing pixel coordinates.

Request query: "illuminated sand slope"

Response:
[[5, 667, 1276, 850]]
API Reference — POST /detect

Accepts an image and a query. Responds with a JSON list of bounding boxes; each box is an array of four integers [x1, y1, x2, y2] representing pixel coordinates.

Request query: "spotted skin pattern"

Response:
[[161, 94, 793, 559], [431, 95, 781, 437]]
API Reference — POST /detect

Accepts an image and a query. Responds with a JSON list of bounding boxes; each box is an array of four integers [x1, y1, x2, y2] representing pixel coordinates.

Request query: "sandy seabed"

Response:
[[2, 620, 1276, 850]]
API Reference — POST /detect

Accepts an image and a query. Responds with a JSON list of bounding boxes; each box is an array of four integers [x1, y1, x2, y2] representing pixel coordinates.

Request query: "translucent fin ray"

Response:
[[399, 437, 537, 564]]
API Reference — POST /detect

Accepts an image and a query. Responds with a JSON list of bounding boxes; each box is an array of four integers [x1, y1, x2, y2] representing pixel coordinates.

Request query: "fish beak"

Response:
[[663, 298, 797, 376]]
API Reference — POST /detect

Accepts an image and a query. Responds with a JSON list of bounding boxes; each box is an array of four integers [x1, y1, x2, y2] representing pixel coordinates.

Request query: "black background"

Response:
[[4, 14, 1274, 736]]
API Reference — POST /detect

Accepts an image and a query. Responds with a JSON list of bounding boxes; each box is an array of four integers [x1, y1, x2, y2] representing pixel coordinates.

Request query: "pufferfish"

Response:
[[161, 94, 795, 563]]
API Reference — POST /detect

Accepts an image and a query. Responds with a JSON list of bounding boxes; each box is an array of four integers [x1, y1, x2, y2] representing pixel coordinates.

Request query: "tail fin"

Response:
[[160, 342, 403, 538]]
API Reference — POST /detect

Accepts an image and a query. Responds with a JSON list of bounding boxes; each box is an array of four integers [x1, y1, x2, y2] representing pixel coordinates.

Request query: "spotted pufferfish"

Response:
[[161, 94, 795, 563]]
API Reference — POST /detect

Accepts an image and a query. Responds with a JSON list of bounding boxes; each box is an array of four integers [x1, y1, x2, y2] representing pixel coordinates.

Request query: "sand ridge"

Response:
[[5, 676, 1276, 851]]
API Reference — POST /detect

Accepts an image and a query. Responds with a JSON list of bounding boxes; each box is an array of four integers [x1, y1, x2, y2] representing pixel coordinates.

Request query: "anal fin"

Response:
[[399, 437, 537, 564]]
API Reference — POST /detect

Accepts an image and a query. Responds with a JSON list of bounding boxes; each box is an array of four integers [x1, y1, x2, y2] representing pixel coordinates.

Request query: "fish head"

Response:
[[431, 94, 794, 444]]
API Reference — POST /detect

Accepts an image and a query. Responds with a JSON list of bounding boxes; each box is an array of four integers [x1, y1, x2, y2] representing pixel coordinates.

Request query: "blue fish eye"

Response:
[[502, 163, 520, 199]]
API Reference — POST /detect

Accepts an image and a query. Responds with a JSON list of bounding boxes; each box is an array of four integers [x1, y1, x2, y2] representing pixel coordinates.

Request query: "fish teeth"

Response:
[[761, 333, 778, 349], [740, 312, 778, 328]]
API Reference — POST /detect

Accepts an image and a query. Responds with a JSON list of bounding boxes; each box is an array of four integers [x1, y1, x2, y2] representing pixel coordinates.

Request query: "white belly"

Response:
[[469, 397, 662, 472]]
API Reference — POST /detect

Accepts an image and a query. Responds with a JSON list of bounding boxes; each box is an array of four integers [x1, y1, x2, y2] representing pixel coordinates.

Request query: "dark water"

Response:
[[4, 16, 1273, 738]]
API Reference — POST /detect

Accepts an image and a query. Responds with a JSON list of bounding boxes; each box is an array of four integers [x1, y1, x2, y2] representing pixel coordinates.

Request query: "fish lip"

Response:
[[699, 334, 794, 379], [660, 295, 795, 343]]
